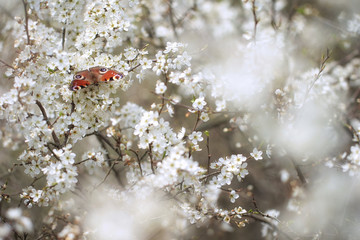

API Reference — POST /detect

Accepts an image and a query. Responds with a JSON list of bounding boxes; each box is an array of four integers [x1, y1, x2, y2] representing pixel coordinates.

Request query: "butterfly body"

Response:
[[70, 66, 124, 91]]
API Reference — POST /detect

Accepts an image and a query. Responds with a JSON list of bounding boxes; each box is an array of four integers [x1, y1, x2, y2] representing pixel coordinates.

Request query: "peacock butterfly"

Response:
[[69, 66, 124, 91]]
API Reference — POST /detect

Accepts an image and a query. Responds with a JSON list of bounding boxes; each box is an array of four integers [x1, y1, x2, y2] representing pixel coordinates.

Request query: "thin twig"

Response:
[[220, 187, 243, 193], [192, 111, 201, 131], [302, 49, 331, 106], [35, 100, 61, 147], [95, 133, 124, 187], [148, 143, 155, 174], [61, 26, 66, 51], [206, 132, 211, 178], [63, 99, 76, 146], [46, 145, 61, 161], [0, 59, 15, 70], [95, 132, 121, 156], [95, 135, 111, 165], [242, 213, 293, 240], [290, 157, 307, 185], [128, 149, 143, 176], [168, 0, 178, 39], [195, 114, 236, 132], [94, 160, 118, 189], [29, 175, 45, 187], [251, 0, 259, 42], [251, 195, 280, 222], [270, 0, 280, 29], [152, 92, 197, 111], [140, 151, 149, 161], [128, 59, 156, 73], [21, 0, 31, 45], [74, 158, 117, 166], [158, 74, 169, 115], [199, 170, 221, 181]]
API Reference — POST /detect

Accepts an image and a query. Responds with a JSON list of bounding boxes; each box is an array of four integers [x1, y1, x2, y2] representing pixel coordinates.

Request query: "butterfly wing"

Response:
[[69, 79, 92, 91], [70, 70, 95, 91], [90, 66, 124, 83], [70, 67, 124, 91], [100, 69, 124, 82]]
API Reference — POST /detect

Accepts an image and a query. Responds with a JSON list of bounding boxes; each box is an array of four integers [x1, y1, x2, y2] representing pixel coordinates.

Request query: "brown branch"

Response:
[[140, 151, 149, 161], [29, 175, 45, 187], [148, 143, 155, 174], [22, 0, 31, 45], [95, 133, 124, 187], [168, 0, 178, 39], [74, 158, 118, 166], [199, 170, 221, 181], [220, 187, 243, 193], [251, 195, 281, 222], [158, 74, 169, 115], [290, 157, 307, 185], [93, 160, 118, 189], [251, 0, 259, 42], [62, 26, 66, 51], [242, 213, 293, 240], [0, 59, 15, 70], [35, 100, 61, 147], [270, 0, 280, 29], [195, 114, 236, 132], [152, 93, 197, 111], [95, 132, 121, 156], [74, 158, 91, 166], [192, 111, 201, 131], [46, 144, 61, 161], [206, 132, 211, 177], [252, 195, 260, 211], [128, 149, 143, 176], [63, 99, 76, 146], [128, 59, 156, 73]]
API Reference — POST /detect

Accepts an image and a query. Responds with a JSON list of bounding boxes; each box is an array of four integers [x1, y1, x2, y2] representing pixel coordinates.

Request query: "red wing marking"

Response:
[[69, 79, 92, 91], [100, 70, 124, 82]]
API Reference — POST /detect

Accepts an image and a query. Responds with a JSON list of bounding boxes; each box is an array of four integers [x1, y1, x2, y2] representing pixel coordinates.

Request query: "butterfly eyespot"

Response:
[[99, 68, 107, 73], [74, 74, 82, 79]]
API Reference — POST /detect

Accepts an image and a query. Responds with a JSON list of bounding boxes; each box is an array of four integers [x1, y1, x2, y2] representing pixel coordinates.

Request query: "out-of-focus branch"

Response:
[[206, 132, 211, 177], [168, 0, 178, 39], [290, 157, 307, 185], [302, 49, 332, 106], [176, 1, 197, 27], [270, 0, 280, 29], [21, 0, 31, 45], [251, 0, 259, 41], [243, 213, 294, 240], [0, 59, 15, 70]]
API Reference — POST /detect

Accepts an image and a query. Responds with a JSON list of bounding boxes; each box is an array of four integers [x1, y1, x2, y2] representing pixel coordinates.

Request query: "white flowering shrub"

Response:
[[1, 0, 360, 239]]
